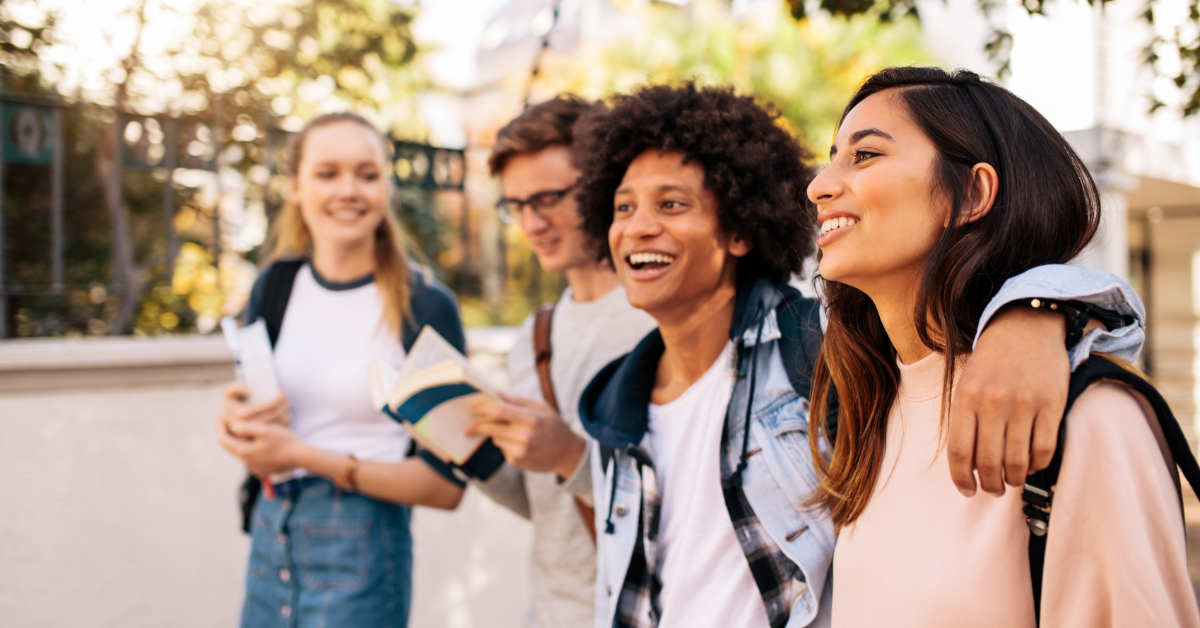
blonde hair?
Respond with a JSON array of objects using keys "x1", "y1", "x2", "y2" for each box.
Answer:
[{"x1": 262, "y1": 112, "x2": 411, "y2": 333}]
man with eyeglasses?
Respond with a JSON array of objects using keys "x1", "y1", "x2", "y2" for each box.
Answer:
[{"x1": 459, "y1": 95, "x2": 657, "y2": 628}]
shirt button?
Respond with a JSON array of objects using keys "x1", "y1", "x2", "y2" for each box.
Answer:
[
  {"x1": 276, "y1": 534, "x2": 286, "y2": 544},
  {"x1": 606, "y1": 586, "x2": 613, "y2": 596},
  {"x1": 280, "y1": 605, "x2": 292, "y2": 617},
  {"x1": 280, "y1": 500, "x2": 292, "y2": 510},
  {"x1": 278, "y1": 568, "x2": 291, "y2": 583},
  {"x1": 614, "y1": 504, "x2": 628, "y2": 517}
]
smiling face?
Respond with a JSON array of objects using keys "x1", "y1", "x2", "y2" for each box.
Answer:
[
  {"x1": 499, "y1": 144, "x2": 592, "y2": 273},
  {"x1": 808, "y1": 91, "x2": 948, "y2": 296},
  {"x1": 291, "y1": 120, "x2": 388, "y2": 253},
  {"x1": 609, "y1": 149, "x2": 749, "y2": 318}
]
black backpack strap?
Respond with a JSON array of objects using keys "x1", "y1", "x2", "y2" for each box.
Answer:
[
  {"x1": 776, "y1": 293, "x2": 822, "y2": 400},
  {"x1": 1024, "y1": 357, "x2": 1200, "y2": 624},
  {"x1": 260, "y1": 259, "x2": 304, "y2": 347},
  {"x1": 776, "y1": 292, "x2": 839, "y2": 436},
  {"x1": 238, "y1": 258, "x2": 303, "y2": 534}
]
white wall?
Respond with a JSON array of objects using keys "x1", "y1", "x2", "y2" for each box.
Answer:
[{"x1": 0, "y1": 332, "x2": 531, "y2": 628}]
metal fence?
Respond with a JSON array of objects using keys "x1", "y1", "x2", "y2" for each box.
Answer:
[{"x1": 0, "y1": 91, "x2": 467, "y2": 338}]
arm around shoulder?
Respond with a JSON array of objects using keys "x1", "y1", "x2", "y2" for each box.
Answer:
[{"x1": 975, "y1": 264, "x2": 1145, "y2": 367}]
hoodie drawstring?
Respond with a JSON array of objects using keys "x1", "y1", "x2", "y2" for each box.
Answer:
[{"x1": 603, "y1": 453, "x2": 620, "y2": 534}]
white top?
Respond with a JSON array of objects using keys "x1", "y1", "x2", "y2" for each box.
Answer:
[
  {"x1": 272, "y1": 264, "x2": 410, "y2": 465},
  {"x1": 644, "y1": 341, "x2": 769, "y2": 628},
  {"x1": 483, "y1": 284, "x2": 658, "y2": 628}
]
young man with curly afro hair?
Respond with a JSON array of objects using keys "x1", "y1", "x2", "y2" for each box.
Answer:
[{"x1": 572, "y1": 82, "x2": 1144, "y2": 627}]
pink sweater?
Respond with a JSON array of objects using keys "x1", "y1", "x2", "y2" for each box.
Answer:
[{"x1": 832, "y1": 353, "x2": 1200, "y2": 628}]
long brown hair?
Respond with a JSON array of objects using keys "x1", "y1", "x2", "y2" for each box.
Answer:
[
  {"x1": 806, "y1": 67, "x2": 1101, "y2": 529},
  {"x1": 261, "y1": 112, "x2": 412, "y2": 333}
]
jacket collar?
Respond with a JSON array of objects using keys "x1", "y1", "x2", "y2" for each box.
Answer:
[{"x1": 578, "y1": 277, "x2": 789, "y2": 449}]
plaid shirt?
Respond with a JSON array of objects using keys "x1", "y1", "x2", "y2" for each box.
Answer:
[
  {"x1": 611, "y1": 340, "x2": 803, "y2": 628},
  {"x1": 613, "y1": 450, "x2": 661, "y2": 628},
  {"x1": 719, "y1": 425, "x2": 804, "y2": 628}
]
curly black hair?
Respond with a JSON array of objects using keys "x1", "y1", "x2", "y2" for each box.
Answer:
[{"x1": 573, "y1": 83, "x2": 817, "y2": 283}]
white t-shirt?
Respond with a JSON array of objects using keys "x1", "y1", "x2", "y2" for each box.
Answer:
[
  {"x1": 490, "y1": 284, "x2": 658, "y2": 628},
  {"x1": 643, "y1": 341, "x2": 769, "y2": 627},
  {"x1": 272, "y1": 264, "x2": 410, "y2": 465}
]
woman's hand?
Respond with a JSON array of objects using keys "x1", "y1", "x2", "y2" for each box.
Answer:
[
  {"x1": 219, "y1": 381, "x2": 291, "y2": 430},
  {"x1": 466, "y1": 392, "x2": 587, "y2": 480},
  {"x1": 950, "y1": 306, "x2": 1070, "y2": 497},
  {"x1": 216, "y1": 418, "x2": 305, "y2": 477}
]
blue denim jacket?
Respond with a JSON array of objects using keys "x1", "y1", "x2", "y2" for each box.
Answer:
[{"x1": 578, "y1": 265, "x2": 1145, "y2": 628}]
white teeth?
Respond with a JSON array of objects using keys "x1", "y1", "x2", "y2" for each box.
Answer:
[
  {"x1": 819, "y1": 216, "x2": 859, "y2": 236},
  {"x1": 628, "y1": 252, "x2": 676, "y2": 266},
  {"x1": 334, "y1": 211, "x2": 362, "y2": 220}
]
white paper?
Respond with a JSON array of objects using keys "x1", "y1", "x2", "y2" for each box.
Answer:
[{"x1": 220, "y1": 316, "x2": 281, "y2": 404}]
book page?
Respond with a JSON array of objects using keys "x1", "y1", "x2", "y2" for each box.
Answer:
[
  {"x1": 397, "y1": 326, "x2": 496, "y2": 395},
  {"x1": 410, "y1": 392, "x2": 492, "y2": 465},
  {"x1": 399, "y1": 421, "x2": 453, "y2": 462},
  {"x1": 367, "y1": 358, "x2": 401, "y2": 411},
  {"x1": 382, "y1": 325, "x2": 499, "y2": 465},
  {"x1": 387, "y1": 360, "x2": 464, "y2": 409},
  {"x1": 219, "y1": 316, "x2": 280, "y2": 404}
]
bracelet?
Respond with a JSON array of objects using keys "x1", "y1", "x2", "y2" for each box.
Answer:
[
  {"x1": 337, "y1": 454, "x2": 359, "y2": 493},
  {"x1": 1026, "y1": 298, "x2": 1089, "y2": 348}
]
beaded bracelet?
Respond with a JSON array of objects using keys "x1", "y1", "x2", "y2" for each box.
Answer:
[
  {"x1": 1025, "y1": 298, "x2": 1138, "y2": 348},
  {"x1": 1026, "y1": 297, "x2": 1090, "y2": 348}
]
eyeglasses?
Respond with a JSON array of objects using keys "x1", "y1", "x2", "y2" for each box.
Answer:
[{"x1": 495, "y1": 182, "x2": 577, "y2": 224}]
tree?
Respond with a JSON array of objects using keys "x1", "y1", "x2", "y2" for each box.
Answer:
[
  {"x1": 92, "y1": 0, "x2": 426, "y2": 334},
  {"x1": 535, "y1": 0, "x2": 930, "y2": 151},
  {"x1": 0, "y1": 1, "x2": 55, "y2": 70},
  {"x1": 0, "y1": 0, "x2": 428, "y2": 337},
  {"x1": 784, "y1": 0, "x2": 1200, "y2": 116}
]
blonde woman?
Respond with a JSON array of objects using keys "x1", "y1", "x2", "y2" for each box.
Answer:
[{"x1": 216, "y1": 112, "x2": 465, "y2": 628}]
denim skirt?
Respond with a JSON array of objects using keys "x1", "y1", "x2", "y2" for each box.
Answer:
[{"x1": 240, "y1": 477, "x2": 413, "y2": 628}]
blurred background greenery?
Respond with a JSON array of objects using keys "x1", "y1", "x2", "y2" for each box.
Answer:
[{"x1": 0, "y1": 0, "x2": 1194, "y2": 335}]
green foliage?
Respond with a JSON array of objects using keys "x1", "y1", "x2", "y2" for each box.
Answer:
[
  {"x1": 4, "y1": 104, "x2": 202, "y2": 337},
  {"x1": 0, "y1": 1, "x2": 57, "y2": 71},
  {"x1": 785, "y1": 0, "x2": 917, "y2": 22},
  {"x1": 162, "y1": 0, "x2": 425, "y2": 134},
  {"x1": 2, "y1": 0, "x2": 427, "y2": 338},
  {"x1": 542, "y1": 0, "x2": 930, "y2": 153},
  {"x1": 785, "y1": 0, "x2": 1200, "y2": 115}
]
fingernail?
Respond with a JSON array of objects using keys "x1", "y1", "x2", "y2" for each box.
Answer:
[{"x1": 958, "y1": 487, "x2": 976, "y2": 497}]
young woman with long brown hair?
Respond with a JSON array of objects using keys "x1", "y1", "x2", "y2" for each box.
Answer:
[
  {"x1": 215, "y1": 112, "x2": 466, "y2": 628},
  {"x1": 807, "y1": 67, "x2": 1199, "y2": 627}
]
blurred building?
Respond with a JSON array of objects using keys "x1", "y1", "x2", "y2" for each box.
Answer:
[{"x1": 921, "y1": 0, "x2": 1200, "y2": 447}]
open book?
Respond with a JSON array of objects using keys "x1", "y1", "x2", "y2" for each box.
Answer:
[{"x1": 368, "y1": 326, "x2": 505, "y2": 480}]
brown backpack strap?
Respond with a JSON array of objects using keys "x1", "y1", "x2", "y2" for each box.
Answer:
[
  {"x1": 533, "y1": 303, "x2": 559, "y2": 413},
  {"x1": 532, "y1": 302, "x2": 597, "y2": 543}
]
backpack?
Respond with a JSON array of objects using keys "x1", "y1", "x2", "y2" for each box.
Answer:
[
  {"x1": 236, "y1": 259, "x2": 487, "y2": 532},
  {"x1": 237, "y1": 259, "x2": 304, "y2": 533},
  {"x1": 594, "y1": 290, "x2": 828, "y2": 479},
  {"x1": 1023, "y1": 356, "x2": 1200, "y2": 625}
]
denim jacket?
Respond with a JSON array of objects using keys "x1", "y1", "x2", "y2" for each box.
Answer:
[{"x1": 578, "y1": 266, "x2": 1145, "y2": 628}]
